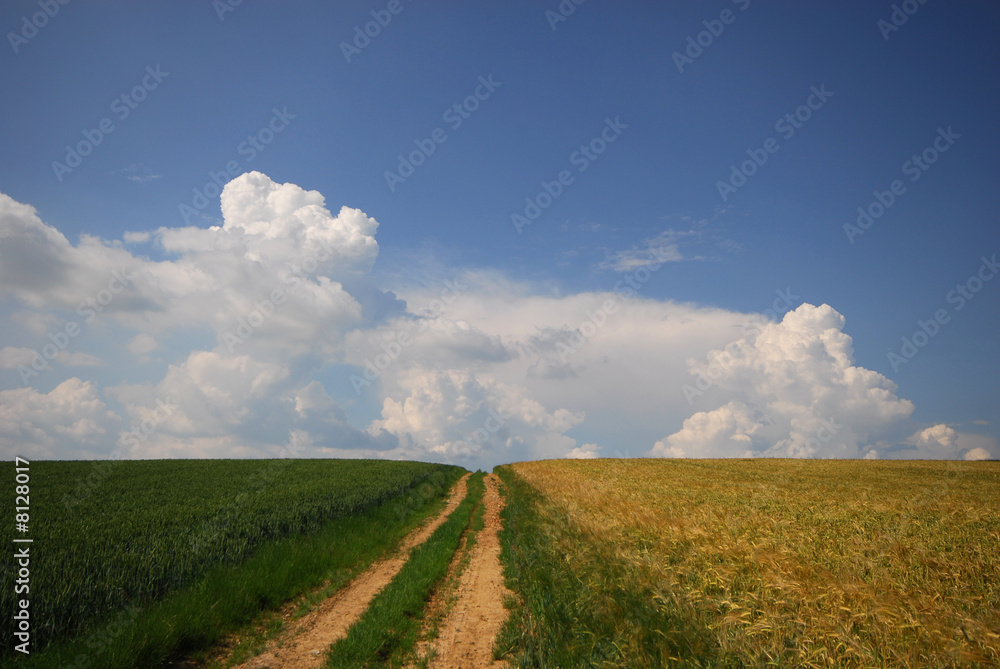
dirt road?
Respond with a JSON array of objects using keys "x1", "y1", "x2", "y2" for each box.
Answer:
[
  {"x1": 426, "y1": 473, "x2": 511, "y2": 669},
  {"x1": 233, "y1": 473, "x2": 471, "y2": 669}
]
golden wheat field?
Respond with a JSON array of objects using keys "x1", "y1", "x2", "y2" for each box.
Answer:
[{"x1": 507, "y1": 458, "x2": 1000, "y2": 667}]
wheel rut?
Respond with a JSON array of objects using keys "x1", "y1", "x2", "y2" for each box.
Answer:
[
  {"x1": 229, "y1": 473, "x2": 471, "y2": 669},
  {"x1": 423, "y1": 473, "x2": 511, "y2": 669}
]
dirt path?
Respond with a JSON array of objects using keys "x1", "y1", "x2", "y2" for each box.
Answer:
[
  {"x1": 426, "y1": 473, "x2": 511, "y2": 669},
  {"x1": 232, "y1": 473, "x2": 470, "y2": 669}
]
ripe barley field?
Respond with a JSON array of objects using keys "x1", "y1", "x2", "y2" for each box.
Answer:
[{"x1": 496, "y1": 459, "x2": 1000, "y2": 668}]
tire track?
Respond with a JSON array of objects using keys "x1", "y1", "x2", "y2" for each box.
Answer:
[
  {"x1": 425, "y1": 473, "x2": 511, "y2": 669},
  {"x1": 232, "y1": 473, "x2": 471, "y2": 669}
]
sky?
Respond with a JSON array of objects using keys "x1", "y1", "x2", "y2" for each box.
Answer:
[{"x1": 0, "y1": 1, "x2": 997, "y2": 470}]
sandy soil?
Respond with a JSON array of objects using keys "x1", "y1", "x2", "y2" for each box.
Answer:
[
  {"x1": 229, "y1": 473, "x2": 470, "y2": 669},
  {"x1": 425, "y1": 473, "x2": 511, "y2": 669}
]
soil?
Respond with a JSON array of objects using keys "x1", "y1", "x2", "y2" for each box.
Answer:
[
  {"x1": 228, "y1": 473, "x2": 471, "y2": 669},
  {"x1": 425, "y1": 473, "x2": 512, "y2": 669}
]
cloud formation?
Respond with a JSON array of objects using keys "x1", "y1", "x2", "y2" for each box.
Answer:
[
  {"x1": 653, "y1": 304, "x2": 915, "y2": 458},
  {"x1": 1, "y1": 174, "x2": 993, "y2": 466}
]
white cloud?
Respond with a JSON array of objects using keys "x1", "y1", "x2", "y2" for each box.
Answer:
[
  {"x1": 0, "y1": 347, "x2": 38, "y2": 369},
  {"x1": 1, "y1": 173, "x2": 383, "y2": 360},
  {"x1": 55, "y1": 351, "x2": 103, "y2": 366},
  {"x1": 0, "y1": 379, "x2": 121, "y2": 458},
  {"x1": 965, "y1": 448, "x2": 992, "y2": 461},
  {"x1": 889, "y1": 424, "x2": 996, "y2": 461},
  {"x1": 566, "y1": 443, "x2": 599, "y2": 459},
  {"x1": 0, "y1": 346, "x2": 101, "y2": 370},
  {"x1": 104, "y1": 350, "x2": 394, "y2": 458},
  {"x1": 369, "y1": 368, "x2": 582, "y2": 468},
  {"x1": 128, "y1": 333, "x2": 157, "y2": 356},
  {"x1": 116, "y1": 164, "x2": 161, "y2": 185},
  {"x1": 123, "y1": 231, "x2": 150, "y2": 244},
  {"x1": 1, "y1": 176, "x2": 981, "y2": 467},
  {"x1": 9, "y1": 311, "x2": 60, "y2": 335},
  {"x1": 652, "y1": 401, "x2": 762, "y2": 458},
  {"x1": 599, "y1": 230, "x2": 687, "y2": 271},
  {"x1": 652, "y1": 304, "x2": 915, "y2": 458},
  {"x1": 907, "y1": 424, "x2": 958, "y2": 450}
]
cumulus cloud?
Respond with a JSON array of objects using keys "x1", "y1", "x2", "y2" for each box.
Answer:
[
  {"x1": 890, "y1": 424, "x2": 997, "y2": 461},
  {"x1": 0, "y1": 379, "x2": 120, "y2": 458},
  {"x1": 0, "y1": 193, "x2": 148, "y2": 313},
  {"x1": 908, "y1": 424, "x2": 958, "y2": 450},
  {"x1": 0, "y1": 347, "x2": 37, "y2": 369},
  {"x1": 369, "y1": 369, "x2": 582, "y2": 468},
  {"x1": 653, "y1": 401, "x2": 764, "y2": 458},
  {"x1": 653, "y1": 304, "x2": 915, "y2": 458},
  {"x1": 103, "y1": 350, "x2": 394, "y2": 458},
  {"x1": 0, "y1": 176, "x2": 978, "y2": 466},
  {"x1": 128, "y1": 333, "x2": 157, "y2": 356},
  {"x1": 566, "y1": 443, "x2": 600, "y2": 459},
  {"x1": 0, "y1": 174, "x2": 399, "y2": 458},
  {"x1": 1, "y1": 172, "x2": 387, "y2": 358}
]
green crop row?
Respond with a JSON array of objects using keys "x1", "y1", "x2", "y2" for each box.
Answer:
[{"x1": 0, "y1": 459, "x2": 462, "y2": 659}]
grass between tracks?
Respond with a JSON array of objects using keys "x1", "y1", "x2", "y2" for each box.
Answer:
[
  {"x1": 324, "y1": 472, "x2": 487, "y2": 668},
  {"x1": 14, "y1": 464, "x2": 464, "y2": 669},
  {"x1": 412, "y1": 476, "x2": 489, "y2": 669}
]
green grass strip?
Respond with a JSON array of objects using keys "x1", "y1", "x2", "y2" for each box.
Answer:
[
  {"x1": 324, "y1": 472, "x2": 487, "y2": 669},
  {"x1": 493, "y1": 466, "x2": 722, "y2": 669},
  {"x1": 415, "y1": 476, "x2": 489, "y2": 665},
  {"x1": 17, "y1": 467, "x2": 466, "y2": 669}
]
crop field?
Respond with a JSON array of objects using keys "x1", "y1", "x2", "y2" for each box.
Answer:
[
  {"x1": 0, "y1": 458, "x2": 463, "y2": 665},
  {"x1": 496, "y1": 459, "x2": 1000, "y2": 668},
  {"x1": 6, "y1": 457, "x2": 999, "y2": 668}
]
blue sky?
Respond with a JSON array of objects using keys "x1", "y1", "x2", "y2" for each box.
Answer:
[{"x1": 1, "y1": 1, "x2": 997, "y2": 467}]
